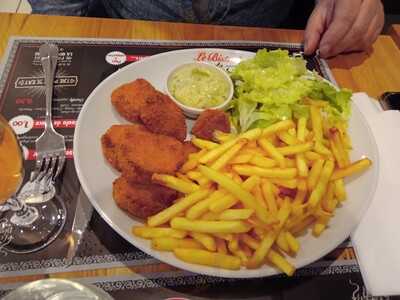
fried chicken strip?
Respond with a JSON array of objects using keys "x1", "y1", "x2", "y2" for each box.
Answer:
[
  {"x1": 101, "y1": 124, "x2": 186, "y2": 178},
  {"x1": 113, "y1": 176, "x2": 178, "y2": 219},
  {"x1": 191, "y1": 109, "x2": 230, "y2": 140},
  {"x1": 111, "y1": 78, "x2": 186, "y2": 141}
]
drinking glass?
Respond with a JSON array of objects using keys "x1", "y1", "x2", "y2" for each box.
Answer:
[{"x1": 0, "y1": 114, "x2": 66, "y2": 253}]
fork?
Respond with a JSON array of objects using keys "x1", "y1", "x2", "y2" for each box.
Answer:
[{"x1": 32, "y1": 44, "x2": 66, "y2": 183}]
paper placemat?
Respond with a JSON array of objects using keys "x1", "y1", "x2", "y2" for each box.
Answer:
[{"x1": 0, "y1": 37, "x2": 394, "y2": 300}]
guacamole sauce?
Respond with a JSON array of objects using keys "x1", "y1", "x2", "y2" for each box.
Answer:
[{"x1": 168, "y1": 64, "x2": 230, "y2": 109}]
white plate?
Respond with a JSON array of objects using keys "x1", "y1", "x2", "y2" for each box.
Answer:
[{"x1": 74, "y1": 48, "x2": 379, "y2": 278}]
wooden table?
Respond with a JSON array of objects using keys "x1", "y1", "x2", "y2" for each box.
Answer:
[
  {"x1": 389, "y1": 24, "x2": 400, "y2": 49},
  {"x1": 2, "y1": 13, "x2": 400, "y2": 98},
  {"x1": 0, "y1": 12, "x2": 400, "y2": 296}
]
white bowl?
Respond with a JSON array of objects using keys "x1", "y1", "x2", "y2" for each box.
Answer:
[{"x1": 165, "y1": 62, "x2": 234, "y2": 119}]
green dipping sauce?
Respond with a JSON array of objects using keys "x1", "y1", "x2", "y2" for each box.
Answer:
[{"x1": 168, "y1": 64, "x2": 231, "y2": 109}]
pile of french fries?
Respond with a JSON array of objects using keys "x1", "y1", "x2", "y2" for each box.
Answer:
[{"x1": 133, "y1": 103, "x2": 372, "y2": 276}]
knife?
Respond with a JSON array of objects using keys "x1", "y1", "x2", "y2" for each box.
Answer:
[{"x1": 65, "y1": 189, "x2": 93, "y2": 266}]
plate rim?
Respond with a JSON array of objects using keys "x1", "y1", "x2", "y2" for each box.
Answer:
[{"x1": 73, "y1": 48, "x2": 379, "y2": 278}]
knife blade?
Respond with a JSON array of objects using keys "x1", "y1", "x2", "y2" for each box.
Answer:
[{"x1": 66, "y1": 189, "x2": 93, "y2": 265}]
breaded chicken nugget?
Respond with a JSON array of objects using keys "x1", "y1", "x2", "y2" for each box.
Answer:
[
  {"x1": 140, "y1": 93, "x2": 187, "y2": 142},
  {"x1": 111, "y1": 78, "x2": 157, "y2": 122},
  {"x1": 101, "y1": 124, "x2": 185, "y2": 175},
  {"x1": 191, "y1": 109, "x2": 230, "y2": 140},
  {"x1": 113, "y1": 176, "x2": 178, "y2": 219}
]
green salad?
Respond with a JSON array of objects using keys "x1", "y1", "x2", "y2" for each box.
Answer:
[{"x1": 227, "y1": 49, "x2": 352, "y2": 132}]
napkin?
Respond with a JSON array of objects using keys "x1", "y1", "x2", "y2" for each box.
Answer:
[{"x1": 351, "y1": 93, "x2": 400, "y2": 297}]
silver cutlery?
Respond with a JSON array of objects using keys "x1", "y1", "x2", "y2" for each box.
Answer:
[
  {"x1": 65, "y1": 189, "x2": 93, "y2": 265},
  {"x1": 32, "y1": 43, "x2": 66, "y2": 183}
]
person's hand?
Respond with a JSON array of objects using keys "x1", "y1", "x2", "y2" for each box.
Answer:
[{"x1": 303, "y1": 0, "x2": 384, "y2": 58}]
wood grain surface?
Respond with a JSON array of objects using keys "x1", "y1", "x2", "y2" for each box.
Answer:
[
  {"x1": 0, "y1": 12, "x2": 400, "y2": 286},
  {"x1": 1, "y1": 13, "x2": 400, "y2": 97},
  {"x1": 389, "y1": 24, "x2": 400, "y2": 48}
]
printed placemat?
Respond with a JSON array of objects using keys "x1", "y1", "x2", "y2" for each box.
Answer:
[{"x1": 0, "y1": 37, "x2": 393, "y2": 300}]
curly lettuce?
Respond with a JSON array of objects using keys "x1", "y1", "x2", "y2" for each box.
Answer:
[{"x1": 228, "y1": 49, "x2": 352, "y2": 132}]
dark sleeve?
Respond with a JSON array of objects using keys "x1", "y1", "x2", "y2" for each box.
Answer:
[{"x1": 27, "y1": 0, "x2": 91, "y2": 16}]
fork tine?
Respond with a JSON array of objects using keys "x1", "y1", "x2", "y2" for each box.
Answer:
[
  {"x1": 54, "y1": 154, "x2": 66, "y2": 180},
  {"x1": 30, "y1": 156, "x2": 44, "y2": 182},
  {"x1": 36, "y1": 157, "x2": 53, "y2": 182}
]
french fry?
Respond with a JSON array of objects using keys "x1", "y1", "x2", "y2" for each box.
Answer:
[
  {"x1": 330, "y1": 127, "x2": 350, "y2": 166},
  {"x1": 285, "y1": 231, "x2": 300, "y2": 254},
  {"x1": 321, "y1": 182, "x2": 335, "y2": 212},
  {"x1": 297, "y1": 117, "x2": 307, "y2": 142},
  {"x1": 132, "y1": 227, "x2": 187, "y2": 239},
  {"x1": 267, "y1": 249, "x2": 295, "y2": 276},
  {"x1": 258, "y1": 138, "x2": 286, "y2": 168},
  {"x1": 230, "y1": 154, "x2": 252, "y2": 164},
  {"x1": 148, "y1": 190, "x2": 211, "y2": 227},
  {"x1": 308, "y1": 160, "x2": 335, "y2": 208},
  {"x1": 249, "y1": 155, "x2": 277, "y2": 168},
  {"x1": 289, "y1": 215, "x2": 315, "y2": 235},
  {"x1": 314, "y1": 140, "x2": 332, "y2": 157},
  {"x1": 199, "y1": 137, "x2": 239, "y2": 164},
  {"x1": 296, "y1": 153, "x2": 309, "y2": 178},
  {"x1": 151, "y1": 237, "x2": 203, "y2": 251},
  {"x1": 276, "y1": 231, "x2": 290, "y2": 253},
  {"x1": 277, "y1": 131, "x2": 300, "y2": 145},
  {"x1": 209, "y1": 175, "x2": 259, "y2": 213},
  {"x1": 241, "y1": 243, "x2": 253, "y2": 258},
  {"x1": 261, "y1": 120, "x2": 295, "y2": 137},
  {"x1": 209, "y1": 194, "x2": 238, "y2": 213},
  {"x1": 333, "y1": 178, "x2": 347, "y2": 201},
  {"x1": 176, "y1": 172, "x2": 194, "y2": 183},
  {"x1": 213, "y1": 233, "x2": 234, "y2": 241},
  {"x1": 180, "y1": 149, "x2": 207, "y2": 173},
  {"x1": 307, "y1": 159, "x2": 324, "y2": 191},
  {"x1": 312, "y1": 223, "x2": 326, "y2": 237},
  {"x1": 329, "y1": 138, "x2": 346, "y2": 168},
  {"x1": 186, "y1": 190, "x2": 225, "y2": 220},
  {"x1": 152, "y1": 173, "x2": 200, "y2": 194},
  {"x1": 247, "y1": 200, "x2": 291, "y2": 268},
  {"x1": 192, "y1": 137, "x2": 219, "y2": 150},
  {"x1": 201, "y1": 211, "x2": 220, "y2": 221},
  {"x1": 239, "y1": 233, "x2": 260, "y2": 250},
  {"x1": 330, "y1": 158, "x2": 372, "y2": 181},
  {"x1": 310, "y1": 105, "x2": 323, "y2": 140},
  {"x1": 216, "y1": 238, "x2": 228, "y2": 254},
  {"x1": 214, "y1": 130, "x2": 236, "y2": 143},
  {"x1": 304, "y1": 151, "x2": 323, "y2": 161},
  {"x1": 190, "y1": 232, "x2": 217, "y2": 251},
  {"x1": 228, "y1": 234, "x2": 239, "y2": 252},
  {"x1": 252, "y1": 183, "x2": 267, "y2": 209},
  {"x1": 211, "y1": 139, "x2": 247, "y2": 170},
  {"x1": 261, "y1": 180, "x2": 278, "y2": 214},
  {"x1": 269, "y1": 178, "x2": 298, "y2": 189},
  {"x1": 171, "y1": 217, "x2": 252, "y2": 234},
  {"x1": 233, "y1": 165, "x2": 297, "y2": 179},
  {"x1": 199, "y1": 165, "x2": 270, "y2": 223},
  {"x1": 240, "y1": 128, "x2": 262, "y2": 140},
  {"x1": 277, "y1": 142, "x2": 313, "y2": 156},
  {"x1": 174, "y1": 248, "x2": 241, "y2": 270},
  {"x1": 218, "y1": 209, "x2": 254, "y2": 220},
  {"x1": 304, "y1": 98, "x2": 329, "y2": 107}
]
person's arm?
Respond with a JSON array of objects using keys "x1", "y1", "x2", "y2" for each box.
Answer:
[
  {"x1": 303, "y1": 0, "x2": 384, "y2": 58},
  {"x1": 28, "y1": 0, "x2": 90, "y2": 16}
]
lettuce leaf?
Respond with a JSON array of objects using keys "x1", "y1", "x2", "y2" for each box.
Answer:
[{"x1": 228, "y1": 49, "x2": 352, "y2": 132}]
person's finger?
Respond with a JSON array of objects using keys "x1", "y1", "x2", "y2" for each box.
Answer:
[
  {"x1": 346, "y1": 8, "x2": 384, "y2": 53},
  {"x1": 303, "y1": 1, "x2": 333, "y2": 55},
  {"x1": 323, "y1": 0, "x2": 380, "y2": 57},
  {"x1": 318, "y1": 0, "x2": 362, "y2": 57}
]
